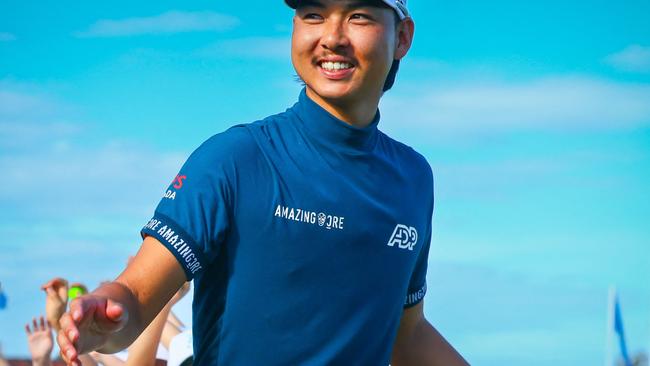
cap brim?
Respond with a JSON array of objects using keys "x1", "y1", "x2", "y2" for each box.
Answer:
[{"x1": 284, "y1": 0, "x2": 408, "y2": 19}]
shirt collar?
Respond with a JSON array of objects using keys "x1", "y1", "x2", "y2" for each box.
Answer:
[{"x1": 291, "y1": 88, "x2": 380, "y2": 152}]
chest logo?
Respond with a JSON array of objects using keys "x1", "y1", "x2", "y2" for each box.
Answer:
[
  {"x1": 274, "y1": 204, "x2": 344, "y2": 230},
  {"x1": 387, "y1": 224, "x2": 418, "y2": 251}
]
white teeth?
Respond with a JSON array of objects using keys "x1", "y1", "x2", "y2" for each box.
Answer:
[{"x1": 321, "y1": 61, "x2": 352, "y2": 71}]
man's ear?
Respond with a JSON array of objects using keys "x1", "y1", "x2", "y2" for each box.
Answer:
[{"x1": 394, "y1": 18, "x2": 415, "y2": 60}]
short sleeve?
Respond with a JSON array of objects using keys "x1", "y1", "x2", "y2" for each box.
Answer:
[
  {"x1": 141, "y1": 127, "x2": 248, "y2": 280},
  {"x1": 404, "y1": 221, "x2": 431, "y2": 308},
  {"x1": 404, "y1": 167, "x2": 434, "y2": 308}
]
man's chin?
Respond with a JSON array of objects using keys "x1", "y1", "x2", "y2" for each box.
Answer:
[{"x1": 308, "y1": 83, "x2": 357, "y2": 103}]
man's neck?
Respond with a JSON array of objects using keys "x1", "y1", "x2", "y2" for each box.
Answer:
[{"x1": 305, "y1": 87, "x2": 380, "y2": 128}]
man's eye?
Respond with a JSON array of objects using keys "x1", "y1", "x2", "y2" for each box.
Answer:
[
  {"x1": 303, "y1": 13, "x2": 323, "y2": 20},
  {"x1": 350, "y1": 13, "x2": 372, "y2": 21}
]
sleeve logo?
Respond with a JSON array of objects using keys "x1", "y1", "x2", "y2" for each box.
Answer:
[
  {"x1": 164, "y1": 174, "x2": 187, "y2": 200},
  {"x1": 387, "y1": 224, "x2": 418, "y2": 251},
  {"x1": 173, "y1": 174, "x2": 187, "y2": 189}
]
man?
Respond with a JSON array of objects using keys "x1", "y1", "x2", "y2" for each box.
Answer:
[{"x1": 57, "y1": 1, "x2": 469, "y2": 365}]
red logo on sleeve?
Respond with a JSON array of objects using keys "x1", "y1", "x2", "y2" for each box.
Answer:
[{"x1": 173, "y1": 175, "x2": 187, "y2": 189}]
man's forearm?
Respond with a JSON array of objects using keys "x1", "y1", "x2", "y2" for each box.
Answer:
[{"x1": 392, "y1": 318, "x2": 469, "y2": 366}]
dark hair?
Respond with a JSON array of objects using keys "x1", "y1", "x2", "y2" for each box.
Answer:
[{"x1": 383, "y1": 59, "x2": 400, "y2": 92}]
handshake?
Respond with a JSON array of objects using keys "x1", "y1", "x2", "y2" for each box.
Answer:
[{"x1": 25, "y1": 255, "x2": 191, "y2": 366}]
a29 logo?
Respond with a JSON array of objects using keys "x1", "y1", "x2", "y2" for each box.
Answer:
[{"x1": 387, "y1": 224, "x2": 418, "y2": 251}]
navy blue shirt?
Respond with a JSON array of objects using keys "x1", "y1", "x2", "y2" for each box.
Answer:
[{"x1": 141, "y1": 89, "x2": 433, "y2": 365}]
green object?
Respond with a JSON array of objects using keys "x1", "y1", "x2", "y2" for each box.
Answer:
[{"x1": 68, "y1": 286, "x2": 87, "y2": 300}]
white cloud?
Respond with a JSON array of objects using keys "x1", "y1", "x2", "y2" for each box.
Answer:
[
  {"x1": 0, "y1": 81, "x2": 185, "y2": 215},
  {"x1": 0, "y1": 82, "x2": 84, "y2": 149},
  {"x1": 75, "y1": 10, "x2": 239, "y2": 38},
  {"x1": 196, "y1": 37, "x2": 291, "y2": 60},
  {"x1": 381, "y1": 75, "x2": 650, "y2": 137},
  {"x1": 0, "y1": 140, "x2": 185, "y2": 216},
  {"x1": 0, "y1": 88, "x2": 60, "y2": 118},
  {"x1": 604, "y1": 44, "x2": 650, "y2": 73},
  {"x1": 0, "y1": 32, "x2": 16, "y2": 41}
]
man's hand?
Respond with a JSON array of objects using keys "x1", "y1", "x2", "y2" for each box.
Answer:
[
  {"x1": 25, "y1": 315, "x2": 54, "y2": 366},
  {"x1": 41, "y1": 278, "x2": 69, "y2": 331},
  {"x1": 57, "y1": 295, "x2": 128, "y2": 366},
  {"x1": 56, "y1": 236, "x2": 187, "y2": 366}
]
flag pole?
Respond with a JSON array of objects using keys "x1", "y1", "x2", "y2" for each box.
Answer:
[{"x1": 605, "y1": 286, "x2": 615, "y2": 366}]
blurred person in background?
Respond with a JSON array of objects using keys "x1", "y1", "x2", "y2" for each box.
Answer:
[
  {"x1": 0, "y1": 282, "x2": 7, "y2": 310},
  {"x1": 0, "y1": 343, "x2": 10, "y2": 366}
]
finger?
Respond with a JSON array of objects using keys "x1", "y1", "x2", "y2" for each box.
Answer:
[
  {"x1": 105, "y1": 299, "x2": 125, "y2": 323},
  {"x1": 39, "y1": 316, "x2": 46, "y2": 331},
  {"x1": 57, "y1": 329, "x2": 78, "y2": 365},
  {"x1": 42, "y1": 277, "x2": 67, "y2": 290},
  {"x1": 41, "y1": 278, "x2": 56, "y2": 290},
  {"x1": 25, "y1": 324, "x2": 32, "y2": 335},
  {"x1": 59, "y1": 313, "x2": 80, "y2": 344},
  {"x1": 69, "y1": 297, "x2": 96, "y2": 325},
  {"x1": 44, "y1": 286, "x2": 58, "y2": 298},
  {"x1": 93, "y1": 299, "x2": 127, "y2": 334},
  {"x1": 58, "y1": 283, "x2": 69, "y2": 302},
  {"x1": 32, "y1": 317, "x2": 38, "y2": 331}
]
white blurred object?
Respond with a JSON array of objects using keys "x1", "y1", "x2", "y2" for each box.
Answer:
[{"x1": 168, "y1": 330, "x2": 193, "y2": 366}]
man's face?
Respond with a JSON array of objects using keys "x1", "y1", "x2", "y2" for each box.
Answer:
[{"x1": 291, "y1": 0, "x2": 407, "y2": 105}]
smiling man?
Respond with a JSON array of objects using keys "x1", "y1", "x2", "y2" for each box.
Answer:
[{"x1": 56, "y1": 1, "x2": 468, "y2": 365}]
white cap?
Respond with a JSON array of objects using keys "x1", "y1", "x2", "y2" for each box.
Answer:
[
  {"x1": 167, "y1": 330, "x2": 193, "y2": 366},
  {"x1": 285, "y1": 0, "x2": 410, "y2": 20}
]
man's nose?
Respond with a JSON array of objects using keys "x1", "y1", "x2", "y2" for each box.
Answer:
[{"x1": 321, "y1": 19, "x2": 350, "y2": 51}]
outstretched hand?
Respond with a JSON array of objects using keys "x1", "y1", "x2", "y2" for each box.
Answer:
[
  {"x1": 41, "y1": 277, "x2": 69, "y2": 331},
  {"x1": 57, "y1": 295, "x2": 128, "y2": 366},
  {"x1": 25, "y1": 315, "x2": 54, "y2": 365}
]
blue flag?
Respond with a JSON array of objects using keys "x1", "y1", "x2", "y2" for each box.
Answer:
[
  {"x1": 0, "y1": 288, "x2": 6, "y2": 310},
  {"x1": 614, "y1": 295, "x2": 632, "y2": 366}
]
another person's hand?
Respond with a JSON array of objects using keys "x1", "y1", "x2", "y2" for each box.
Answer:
[
  {"x1": 41, "y1": 277, "x2": 69, "y2": 331},
  {"x1": 88, "y1": 351, "x2": 125, "y2": 366},
  {"x1": 25, "y1": 315, "x2": 54, "y2": 366},
  {"x1": 57, "y1": 295, "x2": 128, "y2": 366},
  {"x1": 170, "y1": 282, "x2": 190, "y2": 305}
]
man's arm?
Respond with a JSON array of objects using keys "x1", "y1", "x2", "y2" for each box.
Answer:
[
  {"x1": 57, "y1": 236, "x2": 186, "y2": 366},
  {"x1": 391, "y1": 301, "x2": 469, "y2": 366}
]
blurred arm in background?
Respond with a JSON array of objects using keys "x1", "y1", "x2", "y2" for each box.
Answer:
[
  {"x1": 41, "y1": 278, "x2": 68, "y2": 332},
  {"x1": 25, "y1": 315, "x2": 53, "y2": 366},
  {"x1": 124, "y1": 281, "x2": 190, "y2": 366},
  {"x1": 0, "y1": 342, "x2": 11, "y2": 366}
]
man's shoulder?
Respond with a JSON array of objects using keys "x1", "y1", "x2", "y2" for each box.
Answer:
[
  {"x1": 378, "y1": 131, "x2": 433, "y2": 179},
  {"x1": 192, "y1": 109, "x2": 294, "y2": 162}
]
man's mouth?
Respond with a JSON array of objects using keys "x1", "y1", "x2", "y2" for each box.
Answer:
[{"x1": 319, "y1": 61, "x2": 354, "y2": 71}]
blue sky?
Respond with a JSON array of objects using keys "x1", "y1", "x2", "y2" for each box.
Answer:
[{"x1": 1, "y1": 1, "x2": 649, "y2": 364}]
